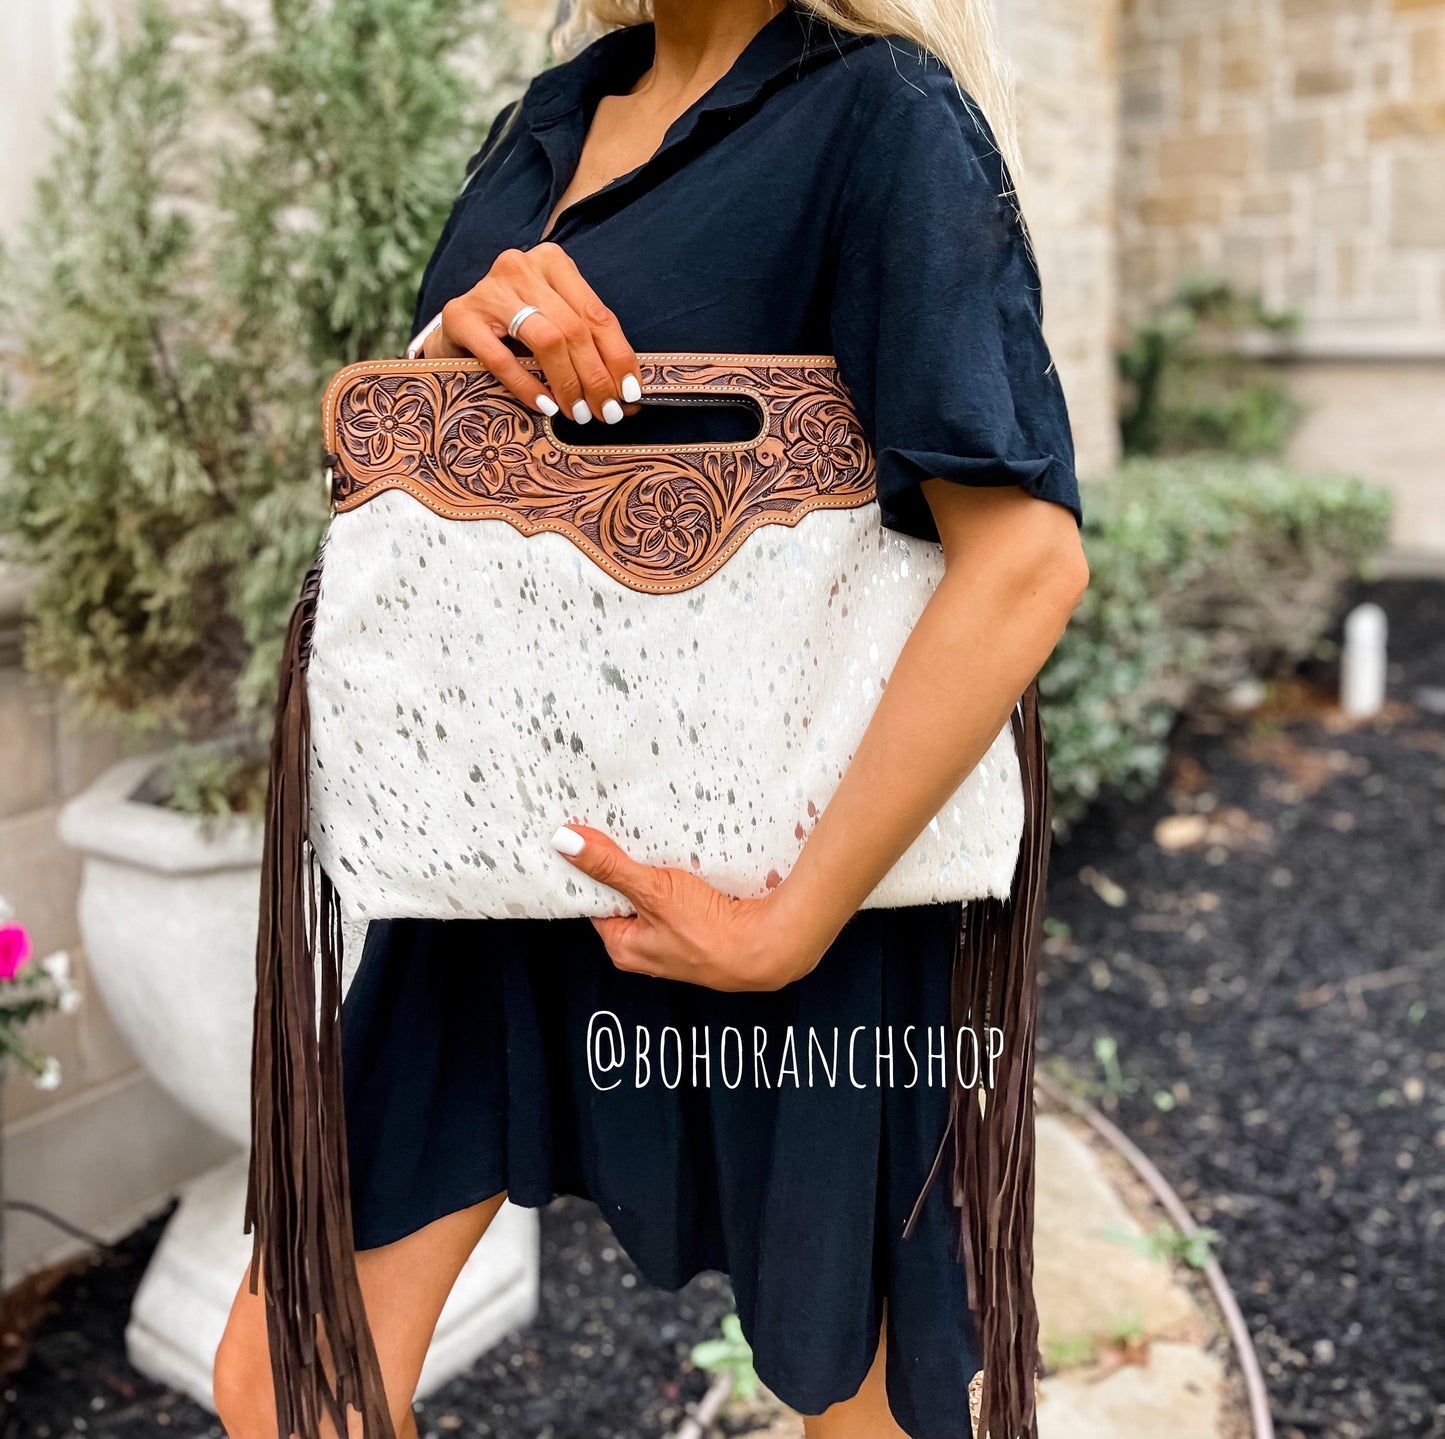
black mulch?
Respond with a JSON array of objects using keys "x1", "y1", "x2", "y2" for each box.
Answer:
[
  {"x1": 6, "y1": 577, "x2": 1443, "y2": 1439},
  {"x1": 1038, "y1": 578, "x2": 1445, "y2": 1439},
  {"x1": 3, "y1": 1198, "x2": 732, "y2": 1438}
]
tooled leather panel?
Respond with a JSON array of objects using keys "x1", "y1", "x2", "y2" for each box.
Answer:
[{"x1": 322, "y1": 355, "x2": 877, "y2": 595}]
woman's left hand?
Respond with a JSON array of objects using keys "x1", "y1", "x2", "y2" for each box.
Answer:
[{"x1": 550, "y1": 824, "x2": 826, "y2": 992}]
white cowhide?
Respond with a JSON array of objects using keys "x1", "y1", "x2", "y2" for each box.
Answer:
[{"x1": 307, "y1": 490, "x2": 1024, "y2": 921}]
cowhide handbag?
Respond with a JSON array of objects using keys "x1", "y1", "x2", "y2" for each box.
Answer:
[{"x1": 246, "y1": 354, "x2": 1053, "y2": 1439}]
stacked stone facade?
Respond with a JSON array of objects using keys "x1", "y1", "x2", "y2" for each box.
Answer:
[
  {"x1": 1004, "y1": 0, "x2": 1124, "y2": 478},
  {"x1": 1118, "y1": 0, "x2": 1445, "y2": 550},
  {"x1": 1119, "y1": 0, "x2": 1445, "y2": 346}
]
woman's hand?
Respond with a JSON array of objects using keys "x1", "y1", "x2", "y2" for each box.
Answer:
[
  {"x1": 424, "y1": 242, "x2": 642, "y2": 426},
  {"x1": 550, "y1": 824, "x2": 830, "y2": 993}
]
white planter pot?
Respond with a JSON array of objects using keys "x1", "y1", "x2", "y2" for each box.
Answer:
[
  {"x1": 60, "y1": 757, "x2": 267, "y2": 1145},
  {"x1": 60, "y1": 755, "x2": 539, "y2": 1408}
]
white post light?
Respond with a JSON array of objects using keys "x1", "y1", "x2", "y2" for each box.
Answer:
[{"x1": 1340, "y1": 602, "x2": 1387, "y2": 719}]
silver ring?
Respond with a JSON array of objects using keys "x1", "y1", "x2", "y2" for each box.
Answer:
[{"x1": 507, "y1": 304, "x2": 541, "y2": 340}]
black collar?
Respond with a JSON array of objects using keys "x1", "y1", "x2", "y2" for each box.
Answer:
[{"x1": 526, "y1": 4, "x2": 874, "y2": 126}]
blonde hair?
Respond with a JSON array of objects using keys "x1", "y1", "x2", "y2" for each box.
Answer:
[{"x1": 551, "y1": 0, "x2": 1024, "y2": 189}]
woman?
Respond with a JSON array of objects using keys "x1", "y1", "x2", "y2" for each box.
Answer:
[{"x1": 214, "y1": 0, "x2": 1088, "y2": 1436}]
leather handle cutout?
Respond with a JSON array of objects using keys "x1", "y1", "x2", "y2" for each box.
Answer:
[{"x1": 544, "y1": 391, "x2": 767, "y2": 451}]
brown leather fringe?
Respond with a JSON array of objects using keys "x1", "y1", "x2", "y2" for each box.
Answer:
[
  {"x1": 245, "y1": 561, "x2": 395, "y2": 1439},
  {"x1": 903, "y1": 681, "x2": 1052, "y2": 1439}
]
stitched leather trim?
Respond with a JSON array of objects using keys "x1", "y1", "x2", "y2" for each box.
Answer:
[{"x1": 322, "y1": 355, "x2": 877, "y2": 595}]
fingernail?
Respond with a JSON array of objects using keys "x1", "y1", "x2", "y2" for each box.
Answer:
[
  {"x1": 571, "y1": 400, "x2": 593, "y2": 424},
  {"x1": 536, "y1": 394, "x2": 559, "y2": 417},
  {"x1": 621, "y1": 373, "x2": 642, "y2": 404},
  {"x1": 550, "y1": 825, "x2": 585, "y2": 857},
  {"x1": 602, "y1": 399, "x2": 624, "y2": 424}
]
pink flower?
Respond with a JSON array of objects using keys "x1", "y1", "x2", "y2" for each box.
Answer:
[{"x1": 0, "y1": 923, "x2": 32, "y2": 982}]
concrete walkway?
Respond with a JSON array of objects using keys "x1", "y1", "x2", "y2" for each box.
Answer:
[
  {"x1": 732, "y1": 1113, "x2": 1231, "y2": 1439},
  {"x1": 1030, "y1": 1114, "x2": 1227, "y2": 1439}
]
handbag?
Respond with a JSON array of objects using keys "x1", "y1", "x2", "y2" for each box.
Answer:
[
  {"x1": 309, "y1": 354, "x2": 1026, "y2": 920},
  {"x1": 246, "y1": 353, "x2": 1053, "y2": 1439}
]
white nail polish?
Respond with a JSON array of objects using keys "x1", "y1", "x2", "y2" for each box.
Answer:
[
  {"x1": 621, "y1": 373, "x2": 642, "y2": 404},
  {"x1": 550, "y1": 825, "x2": 585, "y2": 856},
  {"x1": 602, "y1": 399, "x2": 624, "y2": 424},
  {"x1": 536, "y1": 394, "x2": 560, "y2": 417},
  {"x1": 572, "y1": 400, "x2": 593, "y2": 424}
]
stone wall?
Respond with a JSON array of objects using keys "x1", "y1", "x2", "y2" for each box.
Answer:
[
  {"x1": 1118, "y1": 0, "x2": 1445, "y2": 553},
  {"x1": 1003, "y1": 0, "x2": 1124, "y2": 479},
  {"x1": 0, "y1": 1, "x2": 88, "y2": 237},
  {"x1": 1118, "y1": 0, "x2": 1445, "y2": 346},
  {"x1": 0, "y1": 627, "x2": 234, "y2": 1286}
]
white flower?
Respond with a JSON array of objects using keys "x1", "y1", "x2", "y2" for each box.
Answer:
[
  {"x1": 0, "y1": 894, "x2": 12, "y2": 922},
  {"x1": 36, "y1": 1056, "x2": 62, "y2": 1091},
  {"x1": 41, "y1": 950, "x2": 71, "y2": 985},
  {"x1": 59, "y1": 982, "x2": 82, "y2": 1016}
]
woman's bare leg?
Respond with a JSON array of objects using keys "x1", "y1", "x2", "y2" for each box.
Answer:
[
  {"x1": 802, "y1": 1313, "x2": 911, "y2": 1439},
  {"x1": 213, "y1": 1191, "x2": 508, "y2": 1439}
]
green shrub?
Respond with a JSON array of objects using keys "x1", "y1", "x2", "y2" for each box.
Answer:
[
  {"x1": 1120, "y1": 275, "x2": 1303, "y2": 459},
  {"x1": 1042, "y1": 458, "x2": 1392, "y2": 826},
  {"x1": 0, "y1": 0, "x2": 521, "y2": 809}
]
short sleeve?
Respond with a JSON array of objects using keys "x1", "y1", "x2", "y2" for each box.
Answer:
[{"x1": 828, "y1": 77, "x2": 1082, "y2": 543}]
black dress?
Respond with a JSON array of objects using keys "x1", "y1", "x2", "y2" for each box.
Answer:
[{"x1": 339, "y1": 9, "x2": 1080, "y2": 1436}]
